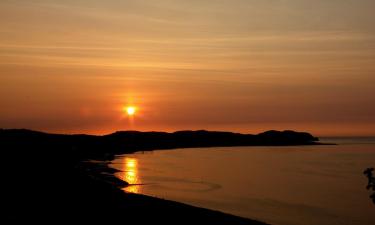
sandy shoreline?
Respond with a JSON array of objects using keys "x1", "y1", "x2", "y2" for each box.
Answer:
[
  {"x1": 75, "y1": 152, "x2": 269, "y2": 224},
  {"x1": 3, "y1": 129, "x2": 320, "y2": 223}
]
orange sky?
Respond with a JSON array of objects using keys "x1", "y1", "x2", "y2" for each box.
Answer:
[{"x1": 1, "y1": 0, "x2": 375, "y2": 136}]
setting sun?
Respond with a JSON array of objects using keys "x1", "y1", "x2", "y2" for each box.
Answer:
[
  {"x1": 2, "y1": 1, "x2": 375, "y2": 224},
  {"x1": 125, "y1": 106, "x2": 136, "y2": 116}
]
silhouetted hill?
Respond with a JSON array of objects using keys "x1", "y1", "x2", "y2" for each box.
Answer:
[
  {"x1": 1, "y1": 129, "x2": 319, "y2": 158},
  {"x1": 2, "y1": 128, "x2": 319, "y2": 224}
]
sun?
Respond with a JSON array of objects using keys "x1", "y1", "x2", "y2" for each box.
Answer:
[{"x1": 125, "y1": 106, "x2": 136, "y2": 116}]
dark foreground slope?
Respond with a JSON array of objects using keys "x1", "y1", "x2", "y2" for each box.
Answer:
[{"x1": 2, "y1": 129, "x2": 319, "y2": 224}]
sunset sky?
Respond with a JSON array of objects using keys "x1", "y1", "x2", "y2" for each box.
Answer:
[{"x1": 1, "y1": 0, "x2": 375, "y2": 136}]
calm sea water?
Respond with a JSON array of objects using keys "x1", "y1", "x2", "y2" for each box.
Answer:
[{"x1": 110, "y1": 138, "x2": 375, "y2": 225}]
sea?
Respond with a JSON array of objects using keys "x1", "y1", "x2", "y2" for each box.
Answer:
[{"x1": 110, "y1": 137, "x2": 375, "y2": 225}]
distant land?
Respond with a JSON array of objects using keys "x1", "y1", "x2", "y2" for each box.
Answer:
[
  {"x1": 2, "y1": 129, "x2": 320, "y2": 224},
  {"x1": 1, "y1": 129, "x2": 320, "y2": 157}
]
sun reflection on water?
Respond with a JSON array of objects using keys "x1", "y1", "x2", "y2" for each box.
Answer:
[{"x1": 120, "y1": 157, "x2": 141, "y2": 193}]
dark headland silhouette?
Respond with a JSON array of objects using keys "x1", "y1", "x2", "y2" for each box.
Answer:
[{"x1": 2, "y1": 129, "x2": 320, "y2": 224}]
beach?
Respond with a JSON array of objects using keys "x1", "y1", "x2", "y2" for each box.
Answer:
[{"x1": 2, "y1": 129, "x2": 318, "y2": 224}]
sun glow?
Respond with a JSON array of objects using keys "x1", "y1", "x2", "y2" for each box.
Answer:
[{"x1": 124, "y1": 106, "x2": 136, "y2": 116}]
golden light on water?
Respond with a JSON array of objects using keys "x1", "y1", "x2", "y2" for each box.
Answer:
[{"x1": 121, "y1": 157, "x2": 141, "y2": 193}]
